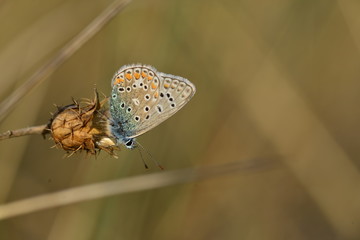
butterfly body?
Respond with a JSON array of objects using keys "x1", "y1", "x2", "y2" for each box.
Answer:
[{"x1": 109, "y1": 64, "x2": 196, "y2": 148}]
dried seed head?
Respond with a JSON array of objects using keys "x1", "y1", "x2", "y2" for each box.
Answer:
[{"x1": 43, "y1": 90, "x2": 118, "y2": 157}]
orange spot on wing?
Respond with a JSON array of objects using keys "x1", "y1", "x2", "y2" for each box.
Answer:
[
  {"x1": 148, "y1": 76, "x2": 153, "y2": 81},
  {"x1": 134, "y1": 72, "x2": 140, "y2": 79},
  {"x1": 154, "y1": 91, "x2": 159, "y2": 98},
  {"x1": 114, "y1": 78, "x2": 125, "y2": 85},
  {"x1": 151, "y1": 82, "x2": 157, "y2": 89},
  {"x1": 141, "y1": 72, "x2": 147, "y2": 78},
  {"x1": 125, "y1": 73, "x2": 132, "y2": 80},
  {"x1": 164, "y1": 83, "x2": 170, "y2": 88}
]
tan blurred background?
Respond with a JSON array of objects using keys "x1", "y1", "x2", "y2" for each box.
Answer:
[{"x1": 1, "y1": 0, "x2": 360, "y2": 239}]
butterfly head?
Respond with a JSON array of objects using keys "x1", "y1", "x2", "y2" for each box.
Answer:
[{"x1": 108, "y1": 119, "x2": 137, "y2": 149}]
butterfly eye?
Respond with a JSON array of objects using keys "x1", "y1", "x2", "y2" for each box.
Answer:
[{"x1": 125, "y1": 139, "x2": 135, "y2": 148}]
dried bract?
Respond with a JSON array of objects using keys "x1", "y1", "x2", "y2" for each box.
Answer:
[{"x1": 43, "y1": 91, "x2": 118, "y2": 157}]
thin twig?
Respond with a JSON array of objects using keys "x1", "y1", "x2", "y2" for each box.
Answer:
[
  {"x1": 0, "y1": 0, "x2": 132, "y2": 123},
  {"x1": 0, "y1": 159, "x2": 274, "y2": 220},
  {"x1": 0, "y1": 124, "x2": 47, "y2": 140}
]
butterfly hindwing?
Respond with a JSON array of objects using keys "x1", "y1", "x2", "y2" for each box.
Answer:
[
  {"x1": 128, "y1": 71, "x2": 196, "y2": 138},
  {"x1": 110, "y1": 64, "x2": 162, "y2": 139}
]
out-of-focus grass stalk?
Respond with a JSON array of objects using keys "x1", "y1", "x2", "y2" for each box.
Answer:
[
  {"x1": 0, "y1": 0, "x2": 132, "y2": 123},
  {"x1": 243, "y1": 61, "x2": 360, "y2": 238},
  {"x1": 338, "y1": 1, "x2": 360, "y2": 52},
  {"x1": 0, "y1": 160, "x2": 271, "y2": 220}
]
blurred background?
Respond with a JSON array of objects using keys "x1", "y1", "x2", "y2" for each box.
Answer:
[{"x1": 1, "y1": 0, "x2": 360, "y2": 239}]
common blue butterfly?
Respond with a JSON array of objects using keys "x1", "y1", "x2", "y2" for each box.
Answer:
[{"x1": 109, "y1": 64, "x2": 196, "y2": 149}]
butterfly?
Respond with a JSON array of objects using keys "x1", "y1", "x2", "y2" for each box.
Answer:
[{"x1": 109, "y1": 64, "x2": 196, "y2": 149}]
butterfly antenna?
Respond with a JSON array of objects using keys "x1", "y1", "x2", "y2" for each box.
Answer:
[
  {"x1": 136, "y1": 147, "x2": 149, "y2": 169},
  {"x1": 137, "y1": 141, "x2": 164, "y2": 170}
]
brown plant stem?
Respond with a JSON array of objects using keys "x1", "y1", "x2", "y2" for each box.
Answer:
[
  {"x1": 0, "y1": 0, "x2": 132, "y2": 123},
  {"x1": 0, "y1": 125, "x2": 47, "y2": 141}
]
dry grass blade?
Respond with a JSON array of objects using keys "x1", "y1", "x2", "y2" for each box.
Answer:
[
  {"x1": 0, "y1": 160, "x2": 272, "y2": 220},
  {"x1": 0, "y1": 0, "x2": 132, "y2": 123}
]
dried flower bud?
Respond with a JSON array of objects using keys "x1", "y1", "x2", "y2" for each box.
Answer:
[{"x1": 43, "y1": 90, "x2": 118, "y2": 157}]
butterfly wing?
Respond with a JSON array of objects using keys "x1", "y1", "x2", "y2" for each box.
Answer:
[
  {"x1": 110, "y1": 64, "x2": 164, "y2": 140},
  {"x1": 110, "y1": 64, "x2": 196, "y2": 141},
  {"x1": 126, "y1": 71, "x2": 196, "y2": 138}
]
